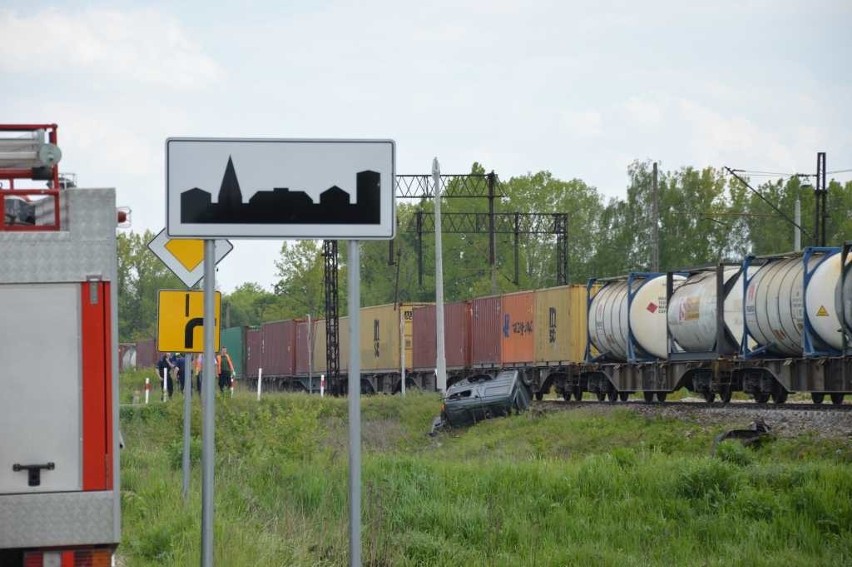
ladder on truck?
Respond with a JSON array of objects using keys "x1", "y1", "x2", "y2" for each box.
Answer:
[{"x1": 0, "y1": 124, "x2": 121, "y2": 566}]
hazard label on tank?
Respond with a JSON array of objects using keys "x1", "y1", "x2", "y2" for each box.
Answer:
[
  {"x1": 816, "y1": 305, "x2": 829, "y2": 317},
  {"x1": 646, "y1": 302, "x2": 658, "y2": 313}
]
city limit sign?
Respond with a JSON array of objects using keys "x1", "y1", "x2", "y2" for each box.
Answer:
[{"x1": 166, "y1": 138, "x2": 395, "y2": 239}]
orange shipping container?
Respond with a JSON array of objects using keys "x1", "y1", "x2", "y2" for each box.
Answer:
[
  {"x1": 534, "y1": 285, "x2": 587, "y2": 365},
  {"x1": 501, "y1": 291, "x2": 535, "y2": 365}
]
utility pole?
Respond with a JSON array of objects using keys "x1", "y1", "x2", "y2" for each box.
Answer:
[
  {"x1": 651, "y1": 162, "x2": 659, "y2": 272},
  {"x1": 488, "y1": 171, "x2": 497, "y2": 294},
  {"x1": 815, "y1": 152, "x2": 828, "y2": 246},
  {"x1": 433, "y1": 158, "x2": 447, "y2": 393}
]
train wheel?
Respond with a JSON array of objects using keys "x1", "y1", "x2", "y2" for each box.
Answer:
[
  {"x1": 619, "y1": 392, "x2": 629, "y2": 402},
  {"x1": 703, "y1": 391, "x2": 716, "y2": 403},
  {"x1": 607, "y1": 390, "x2": 618, "y2": 403},
  {"x1": 772, "y1": 390, "x2": 788, "y2": 404},
  {"x1": 596, "y1": 391, "x2": 606, "y2": 402},
  {"x1": 656, "y1": 392, "x2": 667, "y2": 402},
  {"x1": 811, "y1": 393, "x2": 825, "y2": 405},
  {"x1": 535, "y1": 391, "x2": 544, "y2": 401},
  {"x1": 720, "y1": 387, "x2": 732, "y2": 404},
  {"x1": 574, "y1": 387, "x2": 584, "y2": 402},
  {"x1": 831, "y1": 393, "x2": 845, "y2": 406},
  {"x1": 562, "y1": 389, "x2": 571, "y2": 402},
  {"x1": 643, "y1": 391, "x2": 655, "y2": 403},
  {"x1": 754, "y1": 393, "x2": 770, "y2": 404}
]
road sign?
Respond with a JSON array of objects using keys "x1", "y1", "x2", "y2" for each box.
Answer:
[
  {"x1": 147, "y1": 229, "x2": 233, "y2": 288},
  {"x1": 166, "y1": 138, "x2": 395, "y2": 239},
  {"x1": 157, "y1": 290, "x2": 221, "y2": 352}
]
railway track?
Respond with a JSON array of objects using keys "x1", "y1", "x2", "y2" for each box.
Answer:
[{"x1": 536, "y1": 399, "x2": 852, "y2": 412}]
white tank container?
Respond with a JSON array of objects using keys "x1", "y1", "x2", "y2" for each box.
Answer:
[
  {"x1": 590, "y1": 275, "x2": 683, "y2": 361},
  {"x1": 845, "y1": 258, "x2": 852, "y2": 336},
  {"x1": 804, "y1": 252, "x2": 851, "y2": 351},
  {"x1": 745, "y1": 252, "x2": 847, "y2": 355},
  {"x1": 667, "y1": 267, "x2": 745, "y2": 352}
]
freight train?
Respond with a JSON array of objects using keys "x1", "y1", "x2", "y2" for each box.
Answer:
[{"x1": 135, "y1": 244, "x2": 852, "y2": 404}]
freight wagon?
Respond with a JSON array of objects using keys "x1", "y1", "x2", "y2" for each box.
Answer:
[
  {"x1": 132, "y1": 246, "x2": 850, "y2": 406},
  {"x1": 558, "y1": 247, "x2": 852, "y2": 405}
]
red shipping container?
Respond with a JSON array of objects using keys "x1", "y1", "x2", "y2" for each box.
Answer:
[
  {"x1": 135, "y1": 338, "x2": 159, "y2": 369},
  {"x1": 413, "y1": 302, "x2": 471, "y2": 371},
  {"x1": 295, "y1": 318, "x2": 320, "y2": 375},
  {"x1": 262, "y1": 320, "x2": 296, "y2": 376},
  {"x1": 501, "y1": 291, "x2": 535, "y2": 365},
  {"x1": 471, "y1": 296, "x2": 502, "y2": 367},
  {"x1": 245, "y1": 327, "x2": 262, "y2": 379}
]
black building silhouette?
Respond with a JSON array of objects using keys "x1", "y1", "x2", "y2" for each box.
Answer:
[{"x1": 179, "y1": 156, "x2": 383, "y2": 225}]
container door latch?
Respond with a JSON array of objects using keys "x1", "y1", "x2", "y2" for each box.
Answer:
[{"x1": 12, "y1": 462, "x2": 55, "y2": 487}]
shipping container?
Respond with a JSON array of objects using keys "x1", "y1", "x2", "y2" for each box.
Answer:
[
  {"x1": 295, "y1": 318, "x2": 321, "y2": 376},
  {"x1": 313, "y1": 316, "x2": 350, "y2": 376},
  {"x1": 261, "y1": 320, "x2": 297, "y2": 376},
  {"x1": 312, "y1": 318, "x2": 327, "y2": 375},
  {"x1": 358, "y1": 303, "x2": 429, "y2": 372},
  {"x1": 245, "y1": 327, "x2": 262, "y2": 379},
  {"x1": 220, "y1": 326, "x2": 246, "y2": 378},
  {"x1": 471, "y1": 296, "x2": 502, "y2": 367},
  {"x1": 534, "y1": 285, "x2": 587, "y2": 365},
  {"x1": 412, "y1": 301, "x2": 472, "y2": 371},
  {"x1": 135, "y1": 338, "x2": 159, "y2": 369},
  {"x1": 501, "y1": 291, "x2": 535, "y2": 365},
  {"x1": 339, "y1": 315, "x2": 350, "y2": 373}
]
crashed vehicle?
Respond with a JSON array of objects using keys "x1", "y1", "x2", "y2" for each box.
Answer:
[{"x1": 439, "y1": 370, "x2": 532, "y2": 428}]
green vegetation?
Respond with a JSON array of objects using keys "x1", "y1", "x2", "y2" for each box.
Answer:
[
  {"x1": 117, "y1": 164, "x2": 852, "y2": 340},
  {"x1": 118, "y1": 377, "x2": 852, "y2": 566}
]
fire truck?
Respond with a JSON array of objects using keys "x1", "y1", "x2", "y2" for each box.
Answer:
[{"x1": 0, "y1": 125, "x2": 121, "y2": 566}]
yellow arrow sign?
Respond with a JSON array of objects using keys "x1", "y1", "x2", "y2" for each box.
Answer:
[{"x1": 157, "y1": 290, "x2": 221, "y2": 353}]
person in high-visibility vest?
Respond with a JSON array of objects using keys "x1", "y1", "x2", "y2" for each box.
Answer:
[
  {"x1": 217, "y1": 347, "x2": 235, "y2": 394},
  {"x1": 194, "y1": 353, "x2": 203, "y2": 394}
]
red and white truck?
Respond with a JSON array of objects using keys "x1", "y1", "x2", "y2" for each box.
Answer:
[{"x1": 0, "y1": 124, "x2": 121, "y2": 566}]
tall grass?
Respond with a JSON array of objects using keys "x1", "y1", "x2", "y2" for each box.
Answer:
[{"x1": 118, "y1": 387, "x2": 852, "y2": 566}]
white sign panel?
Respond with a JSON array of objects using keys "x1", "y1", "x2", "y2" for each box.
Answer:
[
  {"x1": 166, "y1": 138, "x2": 396, "y2": 239},
  {"x1": 147, "y1": 229, "x2": 234, "y2": 288}
]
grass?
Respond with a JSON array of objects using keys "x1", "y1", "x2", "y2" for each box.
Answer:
[{"x1": 117, "y1": 376, "x2": 852, "y2": 566}]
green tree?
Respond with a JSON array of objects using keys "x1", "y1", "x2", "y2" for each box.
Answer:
[
  {"x1": 223, "y1": 283, "x2": 279, "y2": 327},
  {"x1": 116, "y1": 230, "x2": 182, "y2": 341},
  {"x1": 273, "y1": 240, "x2": 326, "y2": 319}
]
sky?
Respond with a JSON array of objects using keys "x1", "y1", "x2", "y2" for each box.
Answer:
[{"x1": 2, "y1": 0, "x2": 850, "y2": 293}]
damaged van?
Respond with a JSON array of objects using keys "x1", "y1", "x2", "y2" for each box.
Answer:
[{"x1": 440, "y1": 370, "x2": 532, "y2": 427}]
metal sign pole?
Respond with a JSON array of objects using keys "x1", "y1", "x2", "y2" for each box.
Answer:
[
  {"x1": 183, "y1": 353, "x2": 192, "y2": 502},
  {"x1": 348, "y1": 240, "x2": 361, "y2": 567},
  {"x1": 201, "y1": 240, "x2": 216, "y2": 567},
  {"x1": 434, "y1": 158, "x2": 447, "y2": 393}
]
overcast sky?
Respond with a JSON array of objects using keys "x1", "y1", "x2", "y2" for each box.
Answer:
[{"x1": 2, "y1": 0, "x2": 850, "y2": 293}]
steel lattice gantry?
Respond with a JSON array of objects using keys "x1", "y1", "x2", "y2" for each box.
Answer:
[
  {"x1": 407, "y1": 211, "x2": 569, "y2": 286},
  {"x1": 322, "y1": 239, "x2": 341, "y2": 393}
]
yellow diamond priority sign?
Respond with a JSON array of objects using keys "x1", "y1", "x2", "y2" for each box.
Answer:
[
  {"x1": 157, "y1": 290, "x2": 221, "y2": 353},
  {"x1": 147, "y1": 229, "x2": 233, "y2": 288}
]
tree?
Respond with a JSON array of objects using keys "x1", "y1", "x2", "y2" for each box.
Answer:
[
  {"x1": 116, "y1": 230, "x2": 183, "y2": 341},
  {"x1": 273, "y1": 240, "x2": 326, "y2": 319},
  {"x1": 222, "y1": 283, "x2": 279, "y2": 327}
]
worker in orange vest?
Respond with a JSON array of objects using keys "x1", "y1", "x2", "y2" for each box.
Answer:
[
  {"x1": 194, "y1": 353, "x2": 203, "y2": 394},
  {"x1": 217, "y1": 347, "x2": 235, "y2": 394}
]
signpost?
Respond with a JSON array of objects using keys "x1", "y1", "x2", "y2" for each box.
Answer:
[{"x1": 166, "y1": 137, "x2": 395, "y2": 567}]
